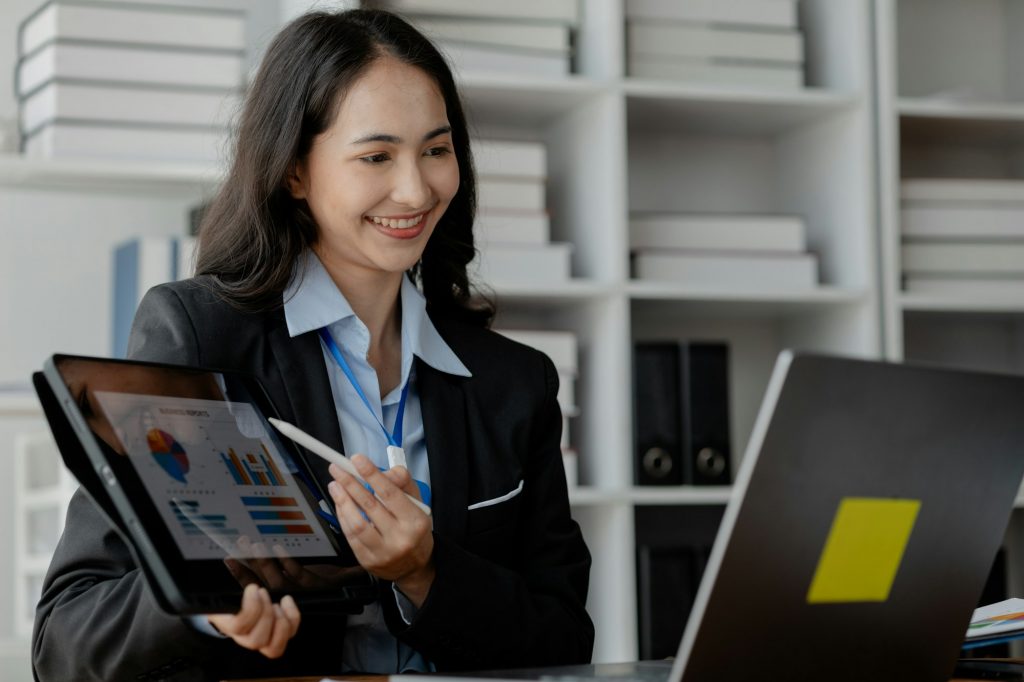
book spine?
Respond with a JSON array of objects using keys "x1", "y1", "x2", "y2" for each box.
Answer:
[
  {"x1": 476, "y1": 211, "x2": 550, "y2": 246},
  {"x1": 383, "y1": 0, "x2": 579, "y2": 24},
  {"x1": 21, "y1": 3, "x2": 246, "y2": 55},
  {"x1": 627, "y1": 58, "x2": 803, "y2": 89},
  {"x1": 476, "y1": 243, "x2": 572, "y2": 283},
  {"x1": 626, "y1": 22, "x2": 804, "y2": 64},
  {"x1": 112, "y1": 237, "x2": 178, "y2": 358},
  {"x1": 902, "y1": 179, "x2": 1024, "y2": 203},
  {"x1": 633, "y1": 251, "x2": 818, "y2": 289},
  {"x1": 474, "y1": 139, "x2": 547, "y2": 178},
  {"x1": 630, "y1": 215, "x2": 805, "y2": 252},
  {"x1": 477, "y1": 178, "x2": 546, "y2": 212},
  {"x1": 496, "y1": 329, "x2": 578, "y2": 374},
  {"x1": 902, "y1": 207, "x2": 1024, "y2": 239},
  {"x1": 624, "y1": 0, "x2": 797, "y2": 29},
  {"x1": 902, "y1": 243, "x2": 1024, "y2": 274},
  {"x1": 414, "y1": 18, "x2": 570, "y2": 53},
  {"x1": 634, "y1": 342, "x2": 685, "y2": 485},
  {"x1": 680, "y1": 342, "x2": 731, "y2": 486},
  {"x1": 437, "y1": 41, "x2": 571, "y2": 78}
]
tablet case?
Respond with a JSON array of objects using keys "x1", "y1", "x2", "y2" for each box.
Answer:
[{"x1": 33, "y1": 361, "x2": 376, "y2": 615}]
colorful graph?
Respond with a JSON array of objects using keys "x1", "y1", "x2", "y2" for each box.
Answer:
[
  {"x1": 221, "y1": 445, "x2": 285, "y2": 486},
  {"x1": 241, "y1": 496, "x2": 313, "y2": 536},
  {"x1": 170, "y1": 500, "x2": 238, "y2": 537},
  {"x1": 147, "y1": 429, "x2": 190, "y2": 483},
  {"x1": 969, "y1": 611, "x2": 1024, "y2": 631}
]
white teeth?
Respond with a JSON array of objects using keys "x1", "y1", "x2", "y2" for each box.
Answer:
[{"x1": 369, "y1": 213, "x2": 424, "y2": 229}]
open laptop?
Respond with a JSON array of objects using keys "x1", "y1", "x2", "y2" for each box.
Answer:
[{"x1": 393, "y1": 351, "x2": 1024, "y2": 682}]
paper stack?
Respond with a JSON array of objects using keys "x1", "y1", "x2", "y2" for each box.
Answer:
[
  {"x1": 471, "y1": 139, "x2": 573, "y2": 285},
  {"x1": 496, "y1": 329, "x2": 580, "y2": 487},
  {"x1": 370, "y1": 0, "x2": 576, "y2": 78},
  {"x1": 15, "y1": 0, "x2": 246, "y2": 163},
  {"x1": 901, "y1": 179, "x2": 1024, "y2": 296},
  {"x1": 624, "y1": 0, "x2": 804, "y2": 90},
  {"x1": 630, "y1": 214, "x2": 818, "y2": 290}
]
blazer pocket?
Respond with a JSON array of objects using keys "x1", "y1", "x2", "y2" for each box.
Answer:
[
  {"x1": 466, "y1": 480, "x2": 524, "y2": 537},
  {"x1": 467, "y1": 480, "x2": 524, "y2": 511}
]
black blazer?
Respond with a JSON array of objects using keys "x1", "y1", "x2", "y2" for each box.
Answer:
[{"x1": 32, "y1": 278, "x2": 594, "y2": 682}]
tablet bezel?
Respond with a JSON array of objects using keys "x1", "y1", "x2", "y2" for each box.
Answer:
[{"x1": 39, "y1": 353, "x2": 376, "y2": 615}]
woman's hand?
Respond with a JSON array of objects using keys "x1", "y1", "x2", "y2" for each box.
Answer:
[
  {"x1": 207, "y1": 583, "x2": 301, "y2": 658},
  {"x1": 328, "y1": 454, "x2": 435, "y2": 606}
]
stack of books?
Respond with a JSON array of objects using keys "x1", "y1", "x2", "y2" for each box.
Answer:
[
  {"x1": 901, "y1": 179, "x2": 1024, "y2": 296},
  {"x1": 624, "y1": 0, "x2": 804, "y2": 90},
  {"x1": 630, "y1": 214, "x2": 818, "y2": 290},
  {"x1": 371, "y1": 0, "x2": 577, "y2": 78},
  {"x1": 496, "y1": 329, "x2": 579, "y2": 487},
  {"x1": 112, "y1": 236, "x2": 196, "y2": 358},
  {"x1": 15, "y1": 0, "x2": 246, "y2": 163},
  {"x1": 471, "y1": 139, "x2": 573, "y2": 285}
]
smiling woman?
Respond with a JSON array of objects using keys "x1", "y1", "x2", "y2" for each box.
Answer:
[{"x1": 31, "y1": 8, "x2": 593, "y2": 682}]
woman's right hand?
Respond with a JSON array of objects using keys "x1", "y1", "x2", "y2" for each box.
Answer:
[{"x1": 207, "y1": 583, "x2": 301, "y2": 659}]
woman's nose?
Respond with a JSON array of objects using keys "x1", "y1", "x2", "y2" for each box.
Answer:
[{"x1": 391, "y1": 159, "x2": 431, "y2": 208}]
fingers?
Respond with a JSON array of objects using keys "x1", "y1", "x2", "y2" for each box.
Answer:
[
  {"x1": 206, "y1": 584, "x2": 302, "y2": 659},
  {"x1": 383, "y1": 465, "x2": 422, "y2": 500},
  {"x1": 329, "y1": 459, "x2": 398, "y2": 535}
]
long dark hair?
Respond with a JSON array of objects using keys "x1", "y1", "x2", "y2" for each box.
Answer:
[{"x1": 195, "y1": 8, "x2": 492, "y2": 325}]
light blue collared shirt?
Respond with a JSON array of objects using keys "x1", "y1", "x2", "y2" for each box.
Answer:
[{"x1": 283, "y1": 250, "x2": 471, "y2": 673}]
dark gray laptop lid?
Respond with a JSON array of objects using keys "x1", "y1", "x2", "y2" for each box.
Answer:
[{"x1": 677, "y1": 351, "x2": 1024, "y2": 682}]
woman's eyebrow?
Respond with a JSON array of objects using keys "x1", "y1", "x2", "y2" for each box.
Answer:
[{"x1": 350, "y1": 125, "x2": 452, "y2": 145}]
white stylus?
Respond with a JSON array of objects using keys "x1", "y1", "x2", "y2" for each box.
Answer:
[{"x1": 268, "y1": 417, "x2": 431, "y2": 517}]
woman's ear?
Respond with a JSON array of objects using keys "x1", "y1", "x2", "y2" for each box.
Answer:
[{"x1": 286, "y1": 163, "x2": 307, "y2": 199}]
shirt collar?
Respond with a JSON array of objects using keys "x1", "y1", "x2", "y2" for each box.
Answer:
[{"x1": 283, "y1": 250, "x2": 471, "y2": 378}]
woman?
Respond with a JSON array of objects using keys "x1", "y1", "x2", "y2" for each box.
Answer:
[{"x1": 32, "y1": 8, "x2": 593, "y2": 681}]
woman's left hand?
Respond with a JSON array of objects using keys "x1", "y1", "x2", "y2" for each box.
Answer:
[{"x1": 328, "y1": 454, "x2": 435, "y2": 607}]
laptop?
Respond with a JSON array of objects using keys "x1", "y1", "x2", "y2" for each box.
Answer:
[{"x1": 393, "y1": 351, "x2": 1024, "y2": 682}]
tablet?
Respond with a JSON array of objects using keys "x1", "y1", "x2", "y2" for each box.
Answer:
[{"x1": 36, "y1": 353, "x2": 376, "y2": 615}]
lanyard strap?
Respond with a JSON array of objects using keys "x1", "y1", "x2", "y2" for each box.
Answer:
[{"x1": 318, "y1": 327, "x2": 409, "y2": 448}]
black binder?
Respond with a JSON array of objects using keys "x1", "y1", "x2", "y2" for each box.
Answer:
[{"x1": 633, "y1": 342, "x2": 732, "y2": 486}]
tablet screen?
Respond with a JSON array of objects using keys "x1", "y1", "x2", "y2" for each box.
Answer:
[
  {"x1": 92, "y1": 390, "x2": 335, "y2": 560},
  {"x1": 46, "y1": 354, "x2": 374, "y2": 613}
]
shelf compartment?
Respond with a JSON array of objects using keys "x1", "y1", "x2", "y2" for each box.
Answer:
[
  {"x1": 459, "y1": 75, "x2": 606, "y2": 128},
  {"x1": 484, "y1": 279, "x2": 615, "y2": 306}
]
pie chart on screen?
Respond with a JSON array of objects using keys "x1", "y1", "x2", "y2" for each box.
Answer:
[{"x1": 147, "y1": 429, "x2": 190, "y2": 484}]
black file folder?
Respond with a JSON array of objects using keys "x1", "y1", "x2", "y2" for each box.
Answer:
[{"x1": 633, "y1": 342, "x2": 732, "y2": 486}]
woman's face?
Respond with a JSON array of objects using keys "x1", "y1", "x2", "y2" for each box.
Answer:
[{"x1": 289, "y1": 56, "x2": 460, "y2": 279}]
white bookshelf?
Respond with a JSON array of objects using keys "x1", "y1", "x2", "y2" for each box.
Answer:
[
  {"x1": 0, "y1": 0, "x2": 882, "y2": 666},
  {"x1": 875, "y1": 0, "x2": 1024, "y2": 651}
]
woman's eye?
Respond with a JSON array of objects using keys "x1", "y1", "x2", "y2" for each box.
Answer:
[
  {"x1": 425, "y1": 146, "x2": 451, "y2": 158},
  {"x1": 361, "y1": 153, "x2": 390, "y2": 164}
]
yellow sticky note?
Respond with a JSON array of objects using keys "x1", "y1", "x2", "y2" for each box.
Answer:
[{"x1": 806, "y1": 497, "x2": 920, "y2": 604}]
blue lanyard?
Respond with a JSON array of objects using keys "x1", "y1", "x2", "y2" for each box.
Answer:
[{"x1": 318, "y1": 327, "x2": 409, "y2": 448}]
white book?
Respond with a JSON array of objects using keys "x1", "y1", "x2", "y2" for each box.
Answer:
[
  {"x1": 24, "y1": 122, "x2": 227, "y2": 164},
  {"x1": 475, "y1": 243, "x2": 572, "y2": 284},
  {"x1": 633, "y1": 250, "x2": 819, "y2": 289},
  {"x1": 476, "y1": 211, "x2": 550, "y2": 246},
  {"x1": 20, "y1": 2, "x2": 245, "y2": 55},
  {"x1": 630, "y1": 214, "x2": 805, "y2": 252},
  {"x1": 438, "y1": 41, "x2": 570, "y2": 78},
  {"x1": 628, "y1": 57, "x2": 803, "y2": 90},
  {"x1": 478, "y1": 178, "x2": 546, "y2": 212},
  {"x1": 901, "y1": 207, "x2": 1024, "y2": 239},
  {"x1": 902, "y1": 243, "x2": 1024, "y2": 274},
  {"x1": 20, "y1": 81, "x2": 240, "y2": 135},
  {"x1": 496, "y1": 329, "x2": 578, "y2": 374},
  {"x1": 414, "y1": 17, "x2": 570, "y2": 53},
  {"x1": 902, "y1": 179, "x2": 1024, "y2": 204},
  {"x1": 624, "y1": 0, "x2": 797, "y2": 29},
  {"x1": 473, "y1": 139, "x2": 547, "y2": 179},
  {"x1": 904, "y1": 276, "x2": 1024, "y2": 297},
  {"x1": 17, "y1": 42, "x2": 245, "y2": 97},
  {"x1": 627, "y1": 22, "x2": 803, "y2": 64},
  {"x1": 376, "y1": 0, "x2": 579, "y2": 24}
]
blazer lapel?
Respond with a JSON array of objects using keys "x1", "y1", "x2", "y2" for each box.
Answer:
[
  {"x1": 267, "y1": 318, "x2": 343, "y2": 486},
  {"x1": 417, "y1": 358, "x2": 469, "y2": 544}
]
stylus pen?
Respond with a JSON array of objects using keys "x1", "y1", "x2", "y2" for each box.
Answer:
[{"x1": 268, "y1": 417, "x2": 432, "y2": 517}]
